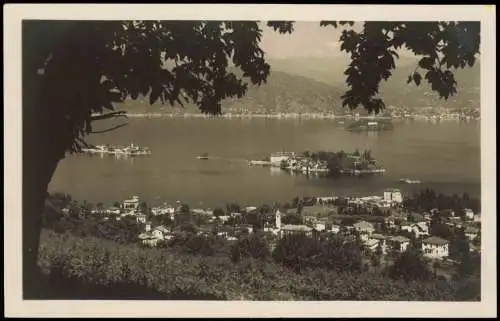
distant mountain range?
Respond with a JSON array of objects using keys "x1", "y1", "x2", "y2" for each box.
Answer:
[{"x1": 117, "y1": 56, "x2": 480, "y2": 115}]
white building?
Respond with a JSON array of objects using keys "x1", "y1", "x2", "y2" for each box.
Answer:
[
  {"x1": 151, "y1": 226, "x2": 170, "y2": 240},
  {"x1": 330, "y1": 225, "x2": 341, "y2": 234},
  {"x1": 105, "y1": 207, "x2": 121, "y2": 215},
  {"x1": 245, "y1": 206, "x2": 258, "y2": 213},
  {"x1": 122, "y1": 196, "x2": 140, "y2": 211},
  {"x1": 387, "y1": 235, "x2": 411, "y2": 253},
  {"x1": 353, "y1": 220, "x2": 375, "y2": 236},
  {"x1": 136, "y1": 214, "x2": 147, "y2": 224},
  {"x1": 152, "y1": 205, "x2": 175, "y2": 216},
  {"x1": 401, "y1": 222, "x2": 429, "y2": 238},
  {"x1": 269, "y1": 152, "x2": 295, "y2": 166},
  {"x1": 383, "y1": 189, "x2": 403, "y2": 204},
  {"x1": 275, "y1": 209, "x2": 282, "y2": 230},
  {"x1": 314, "y1": 222, "x2": 326, "y2": 232},
  {"x1": 369, "y1": 234, "x2": 388, "y2": 254},
  {"x1": 316, "y1": 196, "x2": 339, "y2": 203},
  {"x1": 463, "y1": 208, "x2": 475, "y2": 220},
  {"x1": 215, "y1": 215, "x2": 230, "y2": 223},
  {"x1": 422, "y1": 236, "x2": 449, "y2": 259},
  {"x1": 280, "y1": 224, "x2": 313, "y2": 237},
  {"x1": 464, "y1": 226, "x2": 480, "y2": 240},
  {"x1": 363, "y1": 238, "x2": 380, "y2": 252}
]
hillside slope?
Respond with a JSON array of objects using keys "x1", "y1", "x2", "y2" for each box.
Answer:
[{"x1": 116, "y1": 57, "x2": 479, "y2": 115}]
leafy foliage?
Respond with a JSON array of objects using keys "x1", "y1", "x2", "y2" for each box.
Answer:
[
  {"x1": 230, "y1": 234, "x2": 271, "y2": 263},
  {"x1": 388, "y1": 246, "x2": 434, "y2": 282},
  {"x1": 403, "y1": 188, "x2": 480, "y2": 213},
  {"x1": 318, "y1": 21, "x2": 480, "y2": 113}
]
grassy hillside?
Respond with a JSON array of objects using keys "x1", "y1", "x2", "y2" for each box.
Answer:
[{"x1": 34, "y1": 230, "x2": 480, "y2": 301}]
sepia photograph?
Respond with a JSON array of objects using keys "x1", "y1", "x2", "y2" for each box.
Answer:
[{"x1": 4, "y1": 4, "x2": 496, "y2": 318}]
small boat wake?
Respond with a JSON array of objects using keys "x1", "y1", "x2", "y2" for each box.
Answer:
[
  {"x1": 399, "y1": 178, "x2": 422, "y2": 184},
  {"x1": 195, "y1": 153, "x2": 250, "y2": 164}
]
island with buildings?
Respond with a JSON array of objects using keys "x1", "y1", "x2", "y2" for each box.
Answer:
[
  {"x1": 82, "y1": 143, "x2": 151, "y2": 157},
  {"x1": 346, "y1": 119, "x2": 395, "y2": 132},
  {"x1": 250, "y1": 149, "x2": 385, "y2": 176}
]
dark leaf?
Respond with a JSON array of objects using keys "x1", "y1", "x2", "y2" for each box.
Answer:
[
  {"x1": 413, "y1": 72, "x2": 422, "y2": 86},
  {"x1": 418, "y1": 57, "x2": 435, "y2": 69},
  {"x1": 149, "y1": 86, "x2": 162, "y2": 105},
  {"x1": 320, "y1": 21, "x2": 338, "y2": 28},
  {"x1": 266, "y1": 21, "x2": 295, "y2": 34}
]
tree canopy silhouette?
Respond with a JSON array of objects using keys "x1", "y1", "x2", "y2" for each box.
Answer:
[{"x1": 23, "y1": 20, "x2": 479, "y2": 295}]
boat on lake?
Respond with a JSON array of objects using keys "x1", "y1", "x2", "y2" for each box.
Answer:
[
  {"x1": 399, "y1": 178, "x2": 422, "y2": 184},
  {"x1": 197, "y1": 153, "x2": 209, "y2": 160}
]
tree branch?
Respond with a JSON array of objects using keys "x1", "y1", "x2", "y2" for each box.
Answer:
[
  {"x1": 90, "y1": 111, "x2": 128, "y2": 121},
  {"x1": 90, "y1": 122, "x2": 129, "y2": 134}
]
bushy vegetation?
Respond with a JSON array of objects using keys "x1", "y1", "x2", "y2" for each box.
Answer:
[
  {"x1": 403, "y1": 188, "x2": 480, "y2": 214},
  {"x1": 36, "y1": 229, "x2": 480, "y2": 301}
]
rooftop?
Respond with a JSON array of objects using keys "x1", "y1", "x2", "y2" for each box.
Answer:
[
  {"x1": 281, "y1": 224, "x2": 313, "y2": 232},
  {"x1": 423, "y1": 236, "x2": 449, "y2": 245},
  {"x1": 370, "y1": 234, "x2": 387, "y2": 240},
  {"x1": 353, "y1": 220, "x2": 374, "y2": 229},
  {"x1": 389, "y1": 235, "x2": 410, "y2": 243},
  {"x1": 154, "y1": 226, "x2": 170, "y2": 233}
]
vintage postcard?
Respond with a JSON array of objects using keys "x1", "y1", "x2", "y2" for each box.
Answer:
[{"x1": 3, "y1": 3, "x2": 497, "y2": 318}]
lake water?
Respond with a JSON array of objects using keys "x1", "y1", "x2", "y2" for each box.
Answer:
[{"x1": 49, "y1": 118, "x2": 481, "y2": 208}]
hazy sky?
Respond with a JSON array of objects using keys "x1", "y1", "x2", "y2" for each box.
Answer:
[{"x1": 260, "y1": 22, "x2": 414, "y2": 59}]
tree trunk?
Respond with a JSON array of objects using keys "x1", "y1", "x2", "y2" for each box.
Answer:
[
  {"x1": 23, "y1": 68, "x2": 66, "y2": 298},
  {"x1": 23, "y1": 147, "x2": 61, "y2": 297},
  {"x1": 22, "y1": 21, "x2": 74, "y2": 297}
]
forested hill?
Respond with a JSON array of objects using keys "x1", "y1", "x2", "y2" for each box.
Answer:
[
  {"x1": 118, "y1": 69, "x2": 345, "y2": 115},
  {"x1": 117, "y1": 57, "x2": 480, "y2": 115},
  {"x1": 267, "y1": 56, "x2": 480, "y2": 111}
]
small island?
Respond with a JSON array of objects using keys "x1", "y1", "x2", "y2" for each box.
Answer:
[
  {"x1": 82, "y1": 143, "x2": 151, "y2": 156},
  {"x1": 272, "y1": 149, "x2": 386, "y2": 177},
  {"x1": 346, "y1": 119, "x2": 394, "y2": 132}
]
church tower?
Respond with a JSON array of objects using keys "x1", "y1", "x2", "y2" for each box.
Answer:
[{"x1": 275, "y1": 209, "x2": 282, "y2": 230}]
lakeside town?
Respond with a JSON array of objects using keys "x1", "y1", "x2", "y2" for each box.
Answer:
[
  {"x1": 48, "y1": 186, "x2": 481, "y2": 278},
  {"x1": 124, "y1": 106, "x2": 480, "y2": 122}
]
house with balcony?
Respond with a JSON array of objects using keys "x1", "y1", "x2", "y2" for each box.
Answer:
[
  {"x1": 422, "y1": 236, "x2": 449, "y2": 259},
  {"x1": 353, "y1": 220, "x2": 375, "y2": 241},
  {"x1": 122, "y1": 196, "x2": 140, "y2": 212},
  {"x1": 401, "y1": 222, "x2": 429, "y2": 238}
]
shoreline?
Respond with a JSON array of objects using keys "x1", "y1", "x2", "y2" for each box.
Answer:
[{"x1": 123, "y1": 113, "x2": 480, "y2": 121}]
